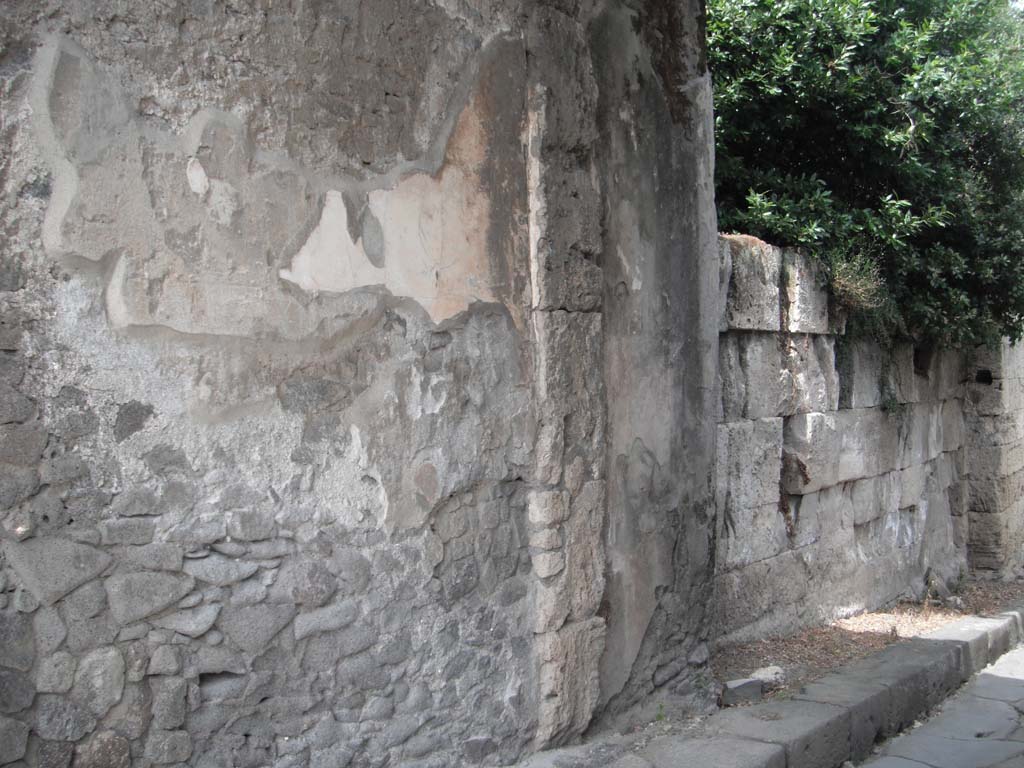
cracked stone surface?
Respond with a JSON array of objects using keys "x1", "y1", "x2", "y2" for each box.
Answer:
[{"x1": 861, "y1": 644, "x2": 1024, "y2": 768}]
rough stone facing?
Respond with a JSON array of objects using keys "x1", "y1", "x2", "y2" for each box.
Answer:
[
  {"x1": 715, "y1": 235, "x2": 969, "y2": 644},
  {"x1": 0, "y1": 2, "x2": 718, "y2": 766}
]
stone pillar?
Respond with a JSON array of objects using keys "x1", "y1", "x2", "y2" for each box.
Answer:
[
  {"x1": 590, "y1": 0, "x2": 720, "y2": 718},
  {"x1": 966, "y1": 341, "x2": 1024, "y2": 574}
]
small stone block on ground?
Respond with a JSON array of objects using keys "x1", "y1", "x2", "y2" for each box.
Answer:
[{"x1": 721, "y1": 678, "x2": 763, "y2": 707}]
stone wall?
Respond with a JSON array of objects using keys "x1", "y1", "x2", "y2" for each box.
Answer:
[
  {"x1": 966, "y1": 341, "x2": 1024, "y2": 574},
  {"x1": 714, "y1": 235, "x2": 969, "y2": 644},
  {"x1": 0, "y1": 2, "x2": 717, "y2": 767}
]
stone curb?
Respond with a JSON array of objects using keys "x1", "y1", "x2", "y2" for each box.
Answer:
[{"x1": 629, "y1": 607, "x2": 1024, "y2": 768}]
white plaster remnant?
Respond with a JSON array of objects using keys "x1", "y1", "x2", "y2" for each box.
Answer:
[
  {"x1": 280, "y1": 101, "x2": 495, "y2": 324},
  {"x1": 186, "y1": 157, "x2": 209, "y2": 196}
]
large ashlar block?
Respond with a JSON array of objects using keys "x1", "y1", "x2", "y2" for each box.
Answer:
[
  {"x1": 968, "y1": 441, "x2": 1024, "y2": 485},
  {"x1": 850, "y1": 472, "x2": 902, "y2": 526},
  {"x1": 720, "y1": 235, "x2": 781, "y2": 332},
  {"x1": 784, "y1": 403, "x2": 954, "y2": 495},
  {"x1": 717, "y1": 419, "x2": 783, "y2": 510},
  {"x1": 717, "y1": 502, "x2": 789, "y2": 573},
  {"x1": 720, "y1": 333, "x2": 839, "y2": 421},
  {"x1": 782, "y1": 249, "x2": 830, "y2": 334},
  {"x1": 968, "y1": 466, "x2": 1024, "y2": 515},
  {"x1": 720, "y1": 333, "x2": 785, "y2": 421},
  {"x1": 838, "y1": 341, "x2": 917, "y2": 409},
  {"x1": 917, "y1": 347, "x2": 966, "y2": 403},
  {"x1": 900, "y1": 405, "x2": 943, "y2": 470},
  {"x1": 788, "y1": 482, "x2": 853, "y2": 550},
  {"x1": 967, "y1": 410, "x2": 1024, "y2": 449},
  {"x1": 971, "y1": 339, "x2": 1024, "y2": 382},
  {"x1": 782, "y1": 335, "x2": 840, "y2": 415},
  {"x1": 783, "y1": 410, "x2": 900, "y2": 494},
  {"x1": 714, "y1": 550, "x2": 809, "y2": 642},
  {"x1": 968, "y1": 502, "x2": 1024, "y2": 572},
  {"x1": 967, "y1": 375, "x2": 1024, "y2": 417}
]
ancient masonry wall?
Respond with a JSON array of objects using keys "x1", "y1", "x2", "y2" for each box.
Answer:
[
  {"x1": 965, "y1": 341, "x2": 1024, "y2": 575},
  {"x1": 715, "y1": 235, "x2": 969, "y2": 644},
  {"x1": 0, "y1": 2, "x2": 717, "y2": 767}
]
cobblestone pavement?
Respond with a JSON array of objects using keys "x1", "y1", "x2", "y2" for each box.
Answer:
[{"x1": 862, "y1": 644, "x2": 1024, "y2": 768}]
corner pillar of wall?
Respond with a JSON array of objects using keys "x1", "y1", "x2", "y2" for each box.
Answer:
[{"x1": 524, "y1": 8, "x2": 608, "y2": 749}]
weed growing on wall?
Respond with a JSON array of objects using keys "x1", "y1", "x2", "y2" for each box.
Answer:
[{"x1": 709, "y1": 0, "x2": 1024, "y2": 345}]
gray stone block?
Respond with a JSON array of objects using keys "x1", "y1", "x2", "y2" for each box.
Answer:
[
  {"x1": 75, "y1": 730, "x2": 131, "y2": 768},
  {"x1": 717, "y1": 419, "x2": 783, "y2": 510},
  {"x1": 782, "y1": 249, "x2": 830, "y2": 334},
  {"x1": 0, "y1": 383, "x2": 35, "y2": 425},
  {"x1": 782, "y1": 334, "x2": 840, "y2": 415},
  {"x1": 838, "y1": 342, "x2": 917, "y2": 409},
  {"x1": 151, "y1": 603, "x2": 221, "y2": 638},
  {"x1": 104, "y1": 572, "x2": 194, "y2": 624},
  {"x1": 0, "y1": 422, "x2": 47, "y2": 466},
  {"x1": 642, "y1": 736, "x2": 785, "y2": 768},
  {"x1": 721, "y1": 678, "x2": 762, "y2": 706},
  {"x1": 922, "y1": 618, "x2": 992, "y2": 678},
  {"x1": 144, "y1": 729, "x2": 192, "y2": 764},
  {"x1": 0, "y1": 668, "x2": 33, "y2": 714},
  {"x1": 34, "y1": 694, "x2": 96, "y2": 741},
  {"x1": 706, "y1": 698, "x2": 851, "y2": 768},
  {"x1": 841, "y1": 639, "x2": 963, "y2": 735},
  {"x1": 717, "y1": 503, "x2": 788, "y2": 573},
  {"x1": 3, "y1": 538, "x2": 112, "y2": 607},
  {"x1": 714, "y1": 550, "x2": 809, "y2": 642},
  {"x1": 0, "y1": 714, "x2": 28, "y2": 763},
  {"x1": 720, "y1": 332, "x2": 785, "y2": 421},
  {"x1": 72, "y1": 646, "x2": 125, "y2": 717},
  {"x1": 218, "y1": 603, "x2": 296, "y2": 653},
  {"x1": 36, "y1": 651, "x2": 76, "y2": 694},
  {"x1": 150, "y1": 676, "x2": 187, "y2": 729},
  {"x1": 721, "y1": 235, "x2": 782, "y2": 332},
  {"x1": 783, "y1": 409, "x2": 901, "y2": 494},
  {"x1": 182, "y1": 553, "x2": 259, "y2": 586},
  {"x1": 794, "y1": 672, "x2": 890, "y2": 762},
  {"x1": 0, "y1": 611, "x2": 34, "y2": 671}
]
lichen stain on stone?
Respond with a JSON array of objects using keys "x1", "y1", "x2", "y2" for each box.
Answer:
[{"x1": 280, "y1": 96, "x2": 495, "y2": 324}]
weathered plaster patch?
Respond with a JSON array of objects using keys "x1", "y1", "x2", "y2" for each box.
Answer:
[
  {"x1": 280, "y1": 100, "x2": 495, "y2": 324},
  {"x1": 32, "y1": 34, "x2": 509, "y2": 336}
]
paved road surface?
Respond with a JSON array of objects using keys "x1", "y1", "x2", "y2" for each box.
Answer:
[{"x1": 862, "y1": 644, "x2": 1024, "y2": 768}]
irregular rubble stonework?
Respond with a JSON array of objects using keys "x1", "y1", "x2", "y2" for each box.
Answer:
[
  {"x1": 715, "y1": 235, "x2": 970, "y2": 644},
  {"x1": 0, "y1": 2, "x2": 717, "y2": 766}
]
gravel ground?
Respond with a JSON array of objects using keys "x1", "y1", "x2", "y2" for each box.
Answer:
[{"x1": 712, "y1": 577, "x2": 1024, "y2": 698}]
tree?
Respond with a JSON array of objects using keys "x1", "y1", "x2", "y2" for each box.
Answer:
[{"x1": 709, "y1": 0, "x2": 1024, "y2": 345}]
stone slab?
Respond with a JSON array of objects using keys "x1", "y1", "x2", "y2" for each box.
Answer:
[
  {"x1": 642, "y1": 736, "x2": 785, "y2": 768},
  {"x1": 840, "y1": 638, "x2": 964, "y2": 735},
  {"x1": 923, "y1": 616, "x2": 995, "y2": 677},
  {"x1": 793, "y1": 672, "x2": 890, "y2": 762},
  {"x1": 705, "y1": 698, "x2": 850, "y2": 768}
]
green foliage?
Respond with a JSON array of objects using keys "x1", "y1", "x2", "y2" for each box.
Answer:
[{"x1": 709, "y1": 0, "x2": 1024, "y2": 345}]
